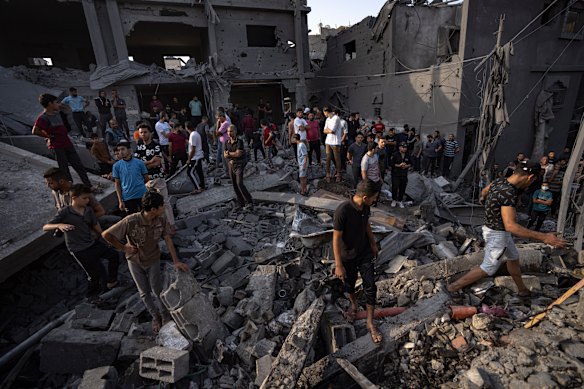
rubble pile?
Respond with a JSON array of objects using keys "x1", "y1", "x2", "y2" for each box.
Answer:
[{"x1": 1, "y1": 152, "x2": 584, "y2": 388}]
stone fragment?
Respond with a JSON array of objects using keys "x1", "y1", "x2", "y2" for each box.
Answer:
[
  {"x1": 494, "y1": 275, "x2": 541, "y2": 293},
  {"x1": 160, "y1": 270, "x2": 201, "y2": 311},
  {"x1": 471, "y1": 313, "x2": 492, "y2": 330},
  {"x1": 118, "y1": 336, "x2": 157, "y2": 361},
  {"x1": 109, "y1": 312, "x2": 136, "y2": 333},
  {"x1": 222, "y1": 307, "x2": 245, "y2": 330},
  {"x1": 293, "y1": 287, "x2": 316, "y2": 315},
  {"x1": 225, "y1": 236, "x2": 253, "y2": 256},
  {"x1": 217, "y1": 286, "x2": 234, "y2": 306},
  {"x1": 221, "y1": 266, "x2": 251, "y2": 289},
  {"x1": 79, "y1": 366, "x2": 118, "y2": 389},
  {"x1": 211, "y1": 250, "x2": 237, "y2": 275},
  {"x1": 527, "y1": 372, "x2": 558, "y2": 389},
  {"x1": 317, "y1": 213, "x2": 332, "y2": 224},
  {"x1": 252, "y1": 338, "x2": 277, "y2": 358},
  {"x1": 255, "y1": 355, "x2": 274, "y2": 387},
  {"x1": 157, "y1": 321, "x2": 192, "y2": 351},
  {"x1": 211, "y1": 232, "x2": 226, "y2": 244},
  {"x1": 451, "y1": 336, "x2": 468, "y2": 351},
  {"x1": 72, "y1": 303, "x2": 114, "y2": 330},
  {"x1": 140, "y1": 346, "x2": 189, "y2": 383},
  {"x1": 464, "y1": 367, "x2": 492, "y2": 389}
]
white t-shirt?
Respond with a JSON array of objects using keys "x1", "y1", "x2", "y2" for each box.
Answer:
[
  {"x1": 188, "y1": 130, "x2": 204, "y2": 161},
  {"x1": 294, "y1": 117, "x2": 308, "y2": 141},
  {"x1": 155, "y1": 121, "x2": 171, "y2": 146},
  {"x1": 340, "y1": 119, "x2": 348, "y2": 138},
  {"x1": 324, "y1": 115, "x2": 341, "y2": 146}
]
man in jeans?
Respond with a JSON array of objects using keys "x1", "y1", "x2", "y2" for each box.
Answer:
[
  {"x1": 61, "y1": 87, "x2": 89, "y2": 136},
  {"x1": 103, "y1": 191, "x2": 189, "y2": 333},
  {"x1": 448, "y1": 163, "x2": 567, "y2": 295},
  {"x1": 33, "y1": 94, "x2": 92, "y2": 187},
  {"x1": 112, "y1": 140, "x2": 148, "y2": 214},
  {"x1": 323, "y1": 106, "x2": 342, "y2": 182},
  {"x1": 224, "y1": 125, "x2": 253, "y2": 209}
]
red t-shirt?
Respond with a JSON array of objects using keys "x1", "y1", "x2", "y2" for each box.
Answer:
[
  {"x1": 263, "y1": 127, "x2": 274, "y2": 146},
  {"x1": 374, "y1": 123, "x2": 386, "y2": 134},
  {"x1": 34, "y1": 112, "x2": 73, "y2": 149},
  {"x1": 168, "y1": 132, "x2": 187, "y2": 154},
  {"x1": 307, "y1": 120, "x2": 320, "y2": 141}
]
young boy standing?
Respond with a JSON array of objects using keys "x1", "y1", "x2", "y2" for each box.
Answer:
[
  {"x1": 527, "y1": 181, "x2": 553, "y2": 231},
  {"x1": 294, "y1": 134, "x2": 308, "y2": 195},
  {"x1": 102, "y1": 191, "x2": 189, "y2": 333},
  {"x1": 43, "y1": 184, "x2": 119, "y2": 298}
]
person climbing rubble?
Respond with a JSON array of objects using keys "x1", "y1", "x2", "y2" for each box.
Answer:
[
  {"x1": 333, "y1": 180, "x2": 383, "y2": 344},
  {"x1": 447, "y1": 162, "x2": 568, "y2": 295}
]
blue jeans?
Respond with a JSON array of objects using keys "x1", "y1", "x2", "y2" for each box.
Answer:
[{"x1": 216, "y1": 141, "x2": 228, "y2": 172}]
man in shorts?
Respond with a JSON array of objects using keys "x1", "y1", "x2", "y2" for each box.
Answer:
[{"x1": 448, "y1": 162, "x2": 567, "y2": 295}]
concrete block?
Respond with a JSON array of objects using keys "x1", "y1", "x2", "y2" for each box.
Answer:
[
  {"x1": 255, "y1": 355, "x2": 274, "y2": 387},
  {"x1": 320, "y1": 309, "x2": 356, "y2": 354},
  {"x1": 40, "y1": 327, "x2": 123, "y2": 373},
  {"x1": 197, "y1": 231, "x2": 213, "y2": 244},
  {"x1": 109, "y1": 312, "x2": 136, "y2": 333},
  {"x1": 184, "y1": 214, "x2": 205, "y2": 229},
  {"x1": 317, "y1": 213, "x2": 332, "y2": 224},
  {"x1": 140, "y1": 346, "x2": 189, "y2": 383},
  {"x1": 494, "y1": 275, "x2": 541, "y2": 293},
  {"x1": 157, "y1": 321, "x2": 192, "y2": 351},
  {"x1": 434, "y1": 223, "x2": 454, "y2": 238},
  {"x1": 160, "y1": 270, "x2": 201, "y2": 311},
  {"x1": 211, "y1": 250, "x2": 237, "y2": 275},
  {"x1": 433, "y1": 176, "x2": 450, "y2": 189},
  {"x1": 225, "y1": 236, "x2": 253, "y2": 256},
  {"x1": 170, "y1": 294, "x2": 228, "y2": 353},
  {"x1": 211, "y1": 232, "x2": 226, "y2": 244},
  {"x1": 222, "y1": 307, "x2": 245, "y2": 330},
  {"x1": 79, "y1": 366, "x2": 118, "y2": 389},
  {"x1": 178, "y1": 245, "x2": 203, "y2": 259},
  {"x1": 195, "y1": 243, "x2": 222, "y2": 269},
  {"x1": 246, "y1": 265, "x2": 277, "y2": 318},
  {"x1": 72, "y1": 303, "x2": 114, "y2": 330},
  {"x1": 252, "y1": 338, "x2": 276, "y2": 358},
  {"x1": 221, "y1": 266, "x2": 251, "y2": 289},
  {"x1": 118, "y1": 336, "x2": 157, "y2": 361},
  {"x1": 217, "y1": 286, "x2": 234, "y2": 306}
]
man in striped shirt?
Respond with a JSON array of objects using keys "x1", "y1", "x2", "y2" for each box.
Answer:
[{"x1": 442, "y1": 133, "x2": 460, "y2": 178}]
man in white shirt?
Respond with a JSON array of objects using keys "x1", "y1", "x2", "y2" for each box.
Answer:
[
  {"x1": 187, "y1": 122, "x2": 205, "y2": 194},
  {"x1": 155, "y1": 112, "x2": 172, "y2": 174},
  {"x1": 339, "y1": 111, "x2": 349, "y2": 171},
  {"x1": 323, "y1": 106, "x2": 342, "y2": 182},
  {"x1": 293, "y1": 108, "x2": 308, "y2": 162}
]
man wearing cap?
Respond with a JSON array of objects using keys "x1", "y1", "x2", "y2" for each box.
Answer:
[
  {"x1": 391, "y1": 142, "x2": 412, "y2": 208},
  {"x1": 448, "y1": 162, "x2": 567, "y2": 295},
  {"x1": 112, "y1": 139, "x2": 149, "y2": 214}
]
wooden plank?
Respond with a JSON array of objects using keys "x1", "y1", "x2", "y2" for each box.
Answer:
[
  {"x1": 251, "y1": 191, "x2": 404, "y2": 230},
  {"x1": 525, "y1": 277, "x2": 584, "y2": 329},
  {"x1": 336, "y1": 358, "x2": 379, "y2": 389}
]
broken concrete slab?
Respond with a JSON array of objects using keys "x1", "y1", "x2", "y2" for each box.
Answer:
[
  {"x1": 211, "y1": 250, "x2": 237, "y2": 275},
  {"x1": 336, "y1": 358, "x2": 379, "y2": 389},
  {"x1": 247, "y1": 265, "x2": 278, "y2": 319},
  {"x1": 196, "y1": 243, "x2": 223, "y2": 269},
  {"x1": 40, "y1": 326, "x2": 124, "y2": 373},
  {"x1": 297, "y1": 291, "x2": 450, "y2": 388},
  {"x1": 225, "y1": 236, "x2": 253, "y2": 256},
  {"x1": 72, "y1": 303, "x2": 115, "y2": 330},
  {"x1": 109, "y1": 312, "x2": 137, "y2": 334},
  {"x1": 377, "y1": 231, "x2": 435, "y2": 269},
  {"x1": 79, "y1": 366, "x2": 118, "y2": 389},
  {"x1": 494, "y1": 275, "x2": 542, "y2": 293},
  {"x1": 140, "y1": 346, "x2": 189, "y2": 384},
  {"x1": 261, "y1": 297, "x2": 325, "y2": 389},
  {"x1": 160, "y1": 270, "x2": 201, "y2": 311},
  {"x1": 252, "y1": 338, "x2": 277, "y2": 358},
  {"x1": 157, "y1": 321, "x2": 192, "y2": 351},
  {"x1": 118, "y1": 336, "x2": 157, "y2": 362},
  {"x1": 255, "y1": 355, "x2": 275, "y2": 387},
  {"x1": 221, "y1": 266, "x2": 251, "y2": 289}
]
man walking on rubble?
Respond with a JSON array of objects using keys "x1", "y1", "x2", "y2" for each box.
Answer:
[
  {"x1": 448, "y1": 162, "x2": 567, "y2": 295},
  {"x1": 103, "y1": 191, "x2": 189, "y2": 333},
  {"x1": 333, "y1": 180, "x2": 382, "y2": 344},
  {"x1": 224, "y1": 124, "x2": 254, "y2": 209}
]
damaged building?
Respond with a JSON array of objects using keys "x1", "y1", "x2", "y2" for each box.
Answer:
[
  {"x1": 0, "y1": 0, "x2": 311, "y2": 127},
  {"x1": 307, "y1": 0, "x2": 584, "y2": 174}
]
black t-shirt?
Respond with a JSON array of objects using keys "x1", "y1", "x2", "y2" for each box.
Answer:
[
  {"x1": 386, "y1": 134, "x2": 396, "y2": 154},
  {"x1": 225, "y1": 137, "x2": 246, "y2": 163},
  {"x1": 333, "y1": 200, "x2": 372, "y2": 261},
  {"x1": 135, "y1": 140, "x2": 164, "y2": 179},
  {"x1": 347, "y1": 120, "x2": 358, "y2": 139},
  {"x1": 391, "y1": 151, "x2": 412, "y2": 177},
  {"x1": 484, "y1": 178, "x2": 518, "y2": 231}
]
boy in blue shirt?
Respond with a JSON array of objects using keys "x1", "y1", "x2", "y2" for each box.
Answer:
[
  {"x1": 112, "y1": 140, "x2": 149, "y2": 214},
  {"x1": 527, "y1": 182, "x2": 553, "y2": 231}
]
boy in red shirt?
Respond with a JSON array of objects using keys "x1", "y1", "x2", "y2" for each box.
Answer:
[
  {"x1": 168, "y1": 122, "x2": 188, "y2": 175},
  {"x1": 373, "y1": 116, "x2": 385, "y2": 135},
  {"x1": 262, "y1": 119, "x2": 275, "y2": 168},
  {"x1": 306, "y1": 112, "x2": 321, "y2": 166}
]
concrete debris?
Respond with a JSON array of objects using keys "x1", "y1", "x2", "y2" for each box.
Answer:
[
  {"x1": 139, "y1": 346, "x2": 189, "y2": 384},
  {"x1": 79, "y1": 366, "x2": 118, "y2": 389},
  {"x1": 157, "y1": 321, "x2": 192, "y2": 351}
]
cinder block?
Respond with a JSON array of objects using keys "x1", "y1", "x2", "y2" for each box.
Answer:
[
  {"x1": 222, "y1": 307, "x2": 244, "y2": 330},
  {"x1": 160, "y1": 270, "x2": 201, "y2": 311},
  {"x1": 494, "y1": 275, "x2": 541, "y2": 293},
  {"x1": 79, "y1": 366, "x2": 118, "y2": 389},
  {"x1": 109, "y1": 312, "x2": 136, "y2": 333},
  {"x1": 40, "y1": 327, "x2": 123, "y2": 373},
  {"x1": 225, "y1": 236, "x2": 253, "y2": 256},
  {"x1": 184, "y1": 214, "x2": 205, "y2": 229},
  {"x1": 195, "y1": 243, "x2": 222, "y2": 269},
  {"x1": 211, "y1": 232, "x2": 226, "y2": 244},
  {"x1": 221, "y1": 266, "x2": 251, "y2": 289},
  {"x1": 197, "y1": 231, "x2": 213, "y2": 244},
  {"x1": 178, "y1": 246, "x2": 202, "y2": 259},
  {"x1": 170, "y1": 294, "x2": 228, "y2": 353},
  {"x1": 317, "y1": 213, "x2": 332, "y2": 224},
  {"x1": 320, "y1": 309, "x2": 356, "y2": 353},
  {"x1": 217, "y1": 286, "x2": 234, "y2": 306},
  {"x1": 139, "y1": 346, "x2": 189, "y2": 383},
  {"x1": 211, "y1": 250, "x2": 237, "y2": 275}
]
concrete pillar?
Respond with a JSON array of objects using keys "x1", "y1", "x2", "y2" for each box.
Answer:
[
  {"x1": 293, "y1": 2, "x2": 307, "y2": 107},
  {"x1": 205, "y1": 2, "x2": 218, "y2": 57},
  {"x1": 105, "y1": 0, "x2": 129, "y2": 63},
  {"x1": 82, "y1": 0, "x2": 108, "y2": 67}
]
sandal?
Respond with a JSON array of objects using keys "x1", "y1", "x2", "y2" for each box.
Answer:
[
  {"x1": 152, "y1": 314, "x2": 162, "y2": 333},
  {"x1": 368, "y1": 324, "x2": 383, "y2": 344}
]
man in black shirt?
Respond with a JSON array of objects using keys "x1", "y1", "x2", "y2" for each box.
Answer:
[
  {"x1": 391, "y1": 143, "x2": 412, "y2": 208},
  {"x1": 224, "y1": 125, "x2": 253, "y2": 209},
  {"x1": 333, "y1": 180, "x2": 382, "y2": 344},
  {"x1": 95, "y1": 90, "x2": 112, "y2": 137},
  {"x1": 448, "y1": 163, "x2": 567, "y2": 294}
]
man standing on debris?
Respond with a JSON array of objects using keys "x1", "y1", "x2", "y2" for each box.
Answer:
[
  {"x1": 33, "y1": 94, "x2": 92, "y2": 187},
  {"x1": 333, "y1": 180, "x2": 382, "y2": 343},
  {"x1": 347, "y1": 132, "x2": 367, "y2": 188},
  {"x1": 306, "y1": 112, "x2": 321, "y2": 166},
  {"x1": 168, "y1": 121, "x2": 188, "y2": 175},
  {"x1": 103, "y1": 191, "x2": 189, "y2": 333},
  {"x1": 361, "y1": 142, "x2": 382, "y2": 193},
  {"x1": 135, "y1": 124, "x2": 175, "y2": 232},
  {"x1": 194, "y1": 117, "x2": 210, "y2": 163},
  {"x1": 293, "y1": 133, "x2": 308, "y2": 195},
  {"x1": 112, "y1": 139, "x2": 149, "y2": 214},
  {"x1": 155, "y1": 113, "x2": 172, "y2": 175},
  {"x1": 442, "y1": 133, "x2": 460, "y2": 178},
  {"x1": 391, "y1": 142, "x2": 412, "y2": 208},
  {"x1": 447, "y1": 162, "x2": 567, "y2": 295},
  {"x1": 186, "y1": 120, "x2": 206, "y2": 194},
  {"x1": 224, "y1": 124, "x2": 254, "y2": 209},
  {"x1": 216, "y1": 112, "x2": 231, "y2": 176},
  {"x1": 111, "y1": 89, "x2": 129, "y2": 138},
  {"x1": 323, "y1": 106, "x2": 342, "y2": 182},
  {"x1": 189, "y1": 96, "x2": 202, "y2": 126},
  {"x1": 94, "y1": 90, "x2": 112, "y2": 137},
  {"x1": 61, "y1": 87, "x2": 89, "y2": 136}
]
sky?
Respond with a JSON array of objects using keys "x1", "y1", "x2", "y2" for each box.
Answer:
[{"x1": 307, "y1": 0, "x2": 388, "y2": 34}]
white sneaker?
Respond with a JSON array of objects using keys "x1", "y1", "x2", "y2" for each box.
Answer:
[
  {"x1": 391, "y1": 200, "x2": 397, "y2": 207},
  {"x1": 399, "y1": 201, "x2": 405, "y2": 208}
]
